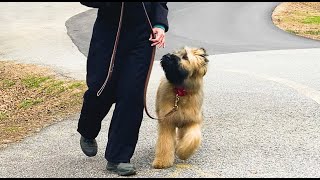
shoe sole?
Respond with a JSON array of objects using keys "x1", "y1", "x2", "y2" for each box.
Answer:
[
  {"x1": 107, "y1": 168, "x2": 136, "y2": 176},
  {"x1": 106, "y1": 164, "x2": 136, "y2": 176}
]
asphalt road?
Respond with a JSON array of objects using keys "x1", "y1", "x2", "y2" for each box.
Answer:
[
  {"x1": 1, "y1": 2, "x2": 320, "y2": 178},
  {"x1": 66, "y1": 2, "x2": 320, "y2": 59},
  {"x1": 1, "y1": 49, "x2": 320, "y2": 178}
]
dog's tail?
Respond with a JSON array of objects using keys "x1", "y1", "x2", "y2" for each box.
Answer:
[{"x1": 176, "y1": 123, "x2": 201, "y2": 160}]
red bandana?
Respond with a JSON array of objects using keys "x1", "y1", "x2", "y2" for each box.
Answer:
[{"x1": 174, "y1": 87, "x2": 187, "y2": 96}]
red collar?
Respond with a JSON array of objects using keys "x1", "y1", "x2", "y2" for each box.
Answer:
[{"x1": 174, "y1": 87, "x2": 187, "y2": 96}]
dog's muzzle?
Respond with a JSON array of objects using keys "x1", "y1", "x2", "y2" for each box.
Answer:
[{"x1": 160, "y1": 54, "x2": 188, "y2": 85}]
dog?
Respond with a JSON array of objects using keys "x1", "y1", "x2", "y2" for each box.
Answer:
[{"x1": 152, "y1": 46, "x2": 209, "y2": 169}]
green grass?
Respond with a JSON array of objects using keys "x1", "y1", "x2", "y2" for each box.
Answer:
[
  {"x1": 302, "y1": 16, "x2": 320, "y2": 24},
  {"x1": 18, "y1": 98, "x2": 43, "y2": 109},
  {"x1": 305, "y1": 30, "x2": 320, "y2": 35},
  {"x1": 72, "y1": 92, "x2": 84, "y2": 98},
  {"x1": 21, "y1": 75, "x2": 78, "y2": 94},
  {"x1": 0, "y1": 112, "x2": 8, "y2": 121},
  {"x1": 1, "y1": 79, "x2": 15, "y2": 88},
  {"x1": 22, "y1": 76, "x2": 50, "y2": 89},
  {"x1": 4, "y1": 127, "x2": 20, "y2": 133},
  {"x1": 44, "y1": 80, "x2": 65, "y2": 94},
  {"x1": 0, "y1": 61, "x2": 88, "y2": 146},
  {"x1": 286, "y1": 29, "x2": 299, "y2": 34},
  {"x1": 68, "y1": 82, "x2": 84, "y2": 90}
]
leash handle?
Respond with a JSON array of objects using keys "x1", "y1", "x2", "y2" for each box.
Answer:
[
  {"x1": 142, "y1": 2, "x2": 177, "y2": 121},
  {"x1": 141, "y1": 2, "x2": 159, "y2": 120}
]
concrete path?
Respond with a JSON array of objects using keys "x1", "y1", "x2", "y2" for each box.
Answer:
[
  {"x1": 0, "y1": 2, "x2": 89, "y2": 80},
  {"x1": 0, "y1": 2, "x2": 320, "y2": 178},
  {"x1": 66, "y1": 2, "x2": 320, "y2": 59}
]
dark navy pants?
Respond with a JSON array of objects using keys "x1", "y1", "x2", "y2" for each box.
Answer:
[{"x1": 77, "y1": 4, "x2": 153, "y2": 163}]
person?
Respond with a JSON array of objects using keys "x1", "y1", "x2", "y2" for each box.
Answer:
[{"x1": 77, "y1": 2, "x2": 169, "y2": 176}]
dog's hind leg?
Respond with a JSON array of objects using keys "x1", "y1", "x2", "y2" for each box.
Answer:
[
  {"x1": 176, "y1": 123, "x2": 201, "y2": 160},
  {"x1": 152, "y1": 123, "x2": 176, "y2": 169}
]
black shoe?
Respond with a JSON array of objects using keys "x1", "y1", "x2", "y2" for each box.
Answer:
[
  {"x1": 106, "y1": 162, "x2": 136, "y2": 176},
  {"x1": 80, "y1": 136, "x2": 97, "y2": 157}
]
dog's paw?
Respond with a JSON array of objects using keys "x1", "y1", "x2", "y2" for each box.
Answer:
[{"x1": 152, "y1": 158, "x2": 173, "y2": 169}]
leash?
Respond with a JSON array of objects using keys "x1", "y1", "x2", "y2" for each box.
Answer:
[
  {"x1": 97, "y1": 2, "x2": 179, "y2": 120},
  {"x1": 96, "y1": 2, "x2": 124, "y2": 97},
  {"x1": 141, "y1": 2, "x2": 180, "y2": 120}
]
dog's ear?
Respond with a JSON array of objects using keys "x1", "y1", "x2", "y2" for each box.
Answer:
[
  {"x1": 199, "y1": 47, "x2": 208, "y2": 57},
  {"x1": 199, "y1": 47, "x2": 209, "y2": 63},
  {"x1": 200, "y1": 47, "x2": 207, "y2": 54}
]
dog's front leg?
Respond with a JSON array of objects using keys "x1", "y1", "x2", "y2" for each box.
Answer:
[
  {"x1": 152, "y1": 122, "x2": 176, "y2": 169},
  {"x1": 176, "y1": 123, "x2": 202, "y2": 160}
]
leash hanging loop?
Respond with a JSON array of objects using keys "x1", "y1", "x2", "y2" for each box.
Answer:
[{"x1": 97, "y1": 2, "x2": 125, "y2": 97}]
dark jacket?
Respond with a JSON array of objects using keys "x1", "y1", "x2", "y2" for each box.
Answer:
[{"x1": 80, "y1": 2, "x2": 169, "y2": 32}]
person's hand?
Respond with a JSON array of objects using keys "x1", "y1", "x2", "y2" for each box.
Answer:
[{"x1": 149, "y1": 27, "x2": 165, "y2": 48}]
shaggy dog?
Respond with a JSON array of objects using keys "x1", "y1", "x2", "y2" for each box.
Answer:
[{"x1": 152, "y1": 47, "x2": 209, "y2": 169}]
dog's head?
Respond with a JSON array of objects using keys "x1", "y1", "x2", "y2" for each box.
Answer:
[{"x1": 160, "y1": 46, "x2": 209, "y2": 86}]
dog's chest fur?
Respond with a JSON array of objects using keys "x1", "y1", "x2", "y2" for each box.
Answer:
[{"x1": 156, "y1": 79, "x2": 204, "y2": 126}]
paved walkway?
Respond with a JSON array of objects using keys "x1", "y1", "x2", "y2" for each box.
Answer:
[
  {"x1": 0, "y1": 2, "x2": 89, "y2": 80},
  {"x1": 0, "y1": 3, "x2": 320, "y2": 178}
]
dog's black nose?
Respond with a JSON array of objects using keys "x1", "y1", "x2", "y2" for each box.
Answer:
[
  {"x1": 162, "y1": 53, "x2": 181, "y2": 61},
  {"x1": 161, "y1": 54, "x2": 171, "y2": 62}
]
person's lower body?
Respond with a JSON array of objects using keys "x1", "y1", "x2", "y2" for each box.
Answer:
[
  {"x1": 77, "y1": 12, "x2": 153, "y2": 176},
  {"x1": 105, "y1": 35, "x2": 153, "y2": 159}
]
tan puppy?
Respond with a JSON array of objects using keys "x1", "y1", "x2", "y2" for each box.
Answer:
[{"x1": 152, "y1": 47, "x2": 209, "y2": 169}]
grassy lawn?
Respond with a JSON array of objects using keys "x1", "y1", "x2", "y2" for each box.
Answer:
[
  {"x1": 0, "y1": 60, "x2": 87, "y2": 148},
  {"x1": 272, "y1": 2, "x2": 320, "y2": 41}
]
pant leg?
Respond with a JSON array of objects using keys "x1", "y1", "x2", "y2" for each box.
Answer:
[
  {"x1": 77, "y1": 13, "x2": 123, "y2": 139},
  {"x1": 105, "y1": 26, "x2": 153, "y2": 163},
  {"x1": 77, "y1": 88, "x2": 115, "y2": 139}
]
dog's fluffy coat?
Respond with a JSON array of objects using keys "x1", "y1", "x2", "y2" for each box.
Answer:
[{"x1": 152, "y1": 47, "x2": 209, "y2": 169}]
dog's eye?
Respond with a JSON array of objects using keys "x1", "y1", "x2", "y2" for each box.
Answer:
[{"x1": 182, "y1": 54, "x2": 188, "y2": 60}]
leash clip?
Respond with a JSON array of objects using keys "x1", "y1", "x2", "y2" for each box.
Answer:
[{"x1": 174, "y1": 94, "x2": 180, "y2": 109}]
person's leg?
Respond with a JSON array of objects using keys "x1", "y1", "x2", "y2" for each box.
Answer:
[
  {"x1": 77, "y1": 14, "x2": 120, "y2": 140},
  {"x1": 77, "y1": 88, "x2": 116, "y2": 139},
  {"x1": 105, "y1": 29, "x2": 153, "y2": 163}
]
